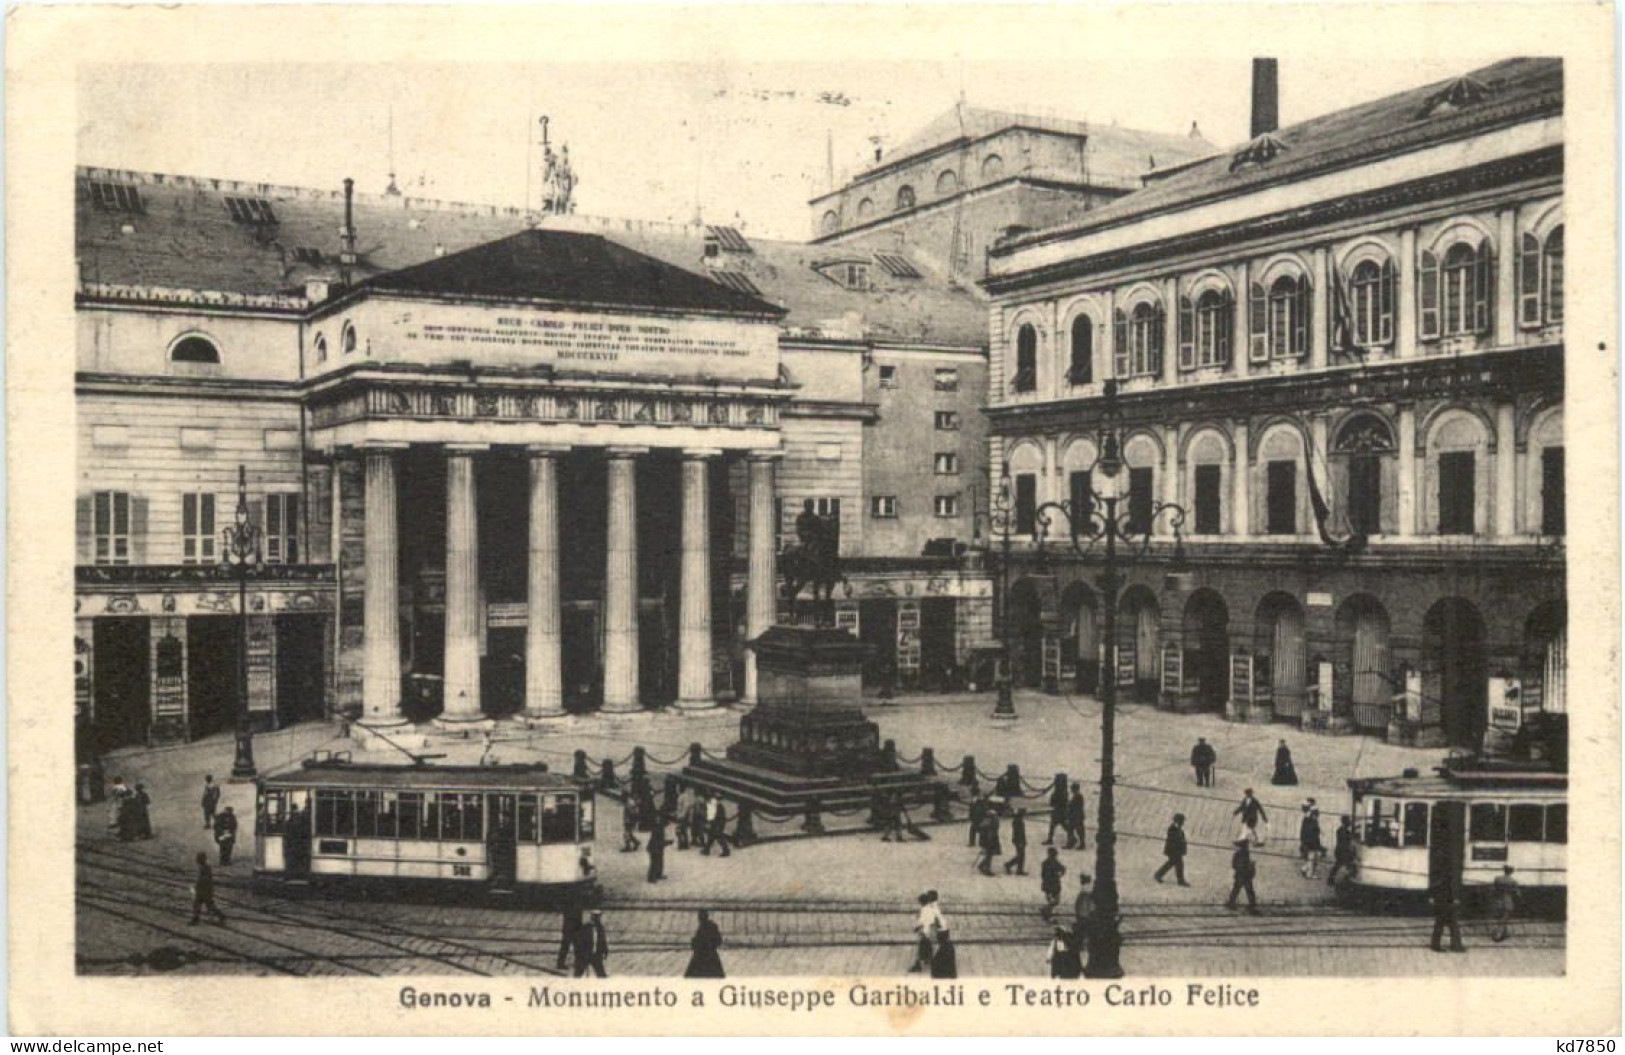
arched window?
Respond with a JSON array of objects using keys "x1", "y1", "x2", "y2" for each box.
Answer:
[
  {"x1": 856, "y1": 198, "x2": 875, "y2": 220},
  {"x1": 1179, "y1": 288, "x2": 1232, "y2": 369},
  {"x1": 982, "y1": 154, "x2": 1005, "y2": 180},
  {"x1": 341, "y1": 322, "x2": 358, "y2": 355},
  {"x1": 170, "y1": 335, "x2": 220, "y2": 364},
  {"x1": 1336, "y1": 416, "x2": 1395, "y2": 536},
  {"x1": 1068, "y1": 315, "x2": 1093, "y2": 385},
  {"x1": 895, "y1": 185, "x2": 916, "y2": 211},
  {"x1": 312, "y1": 333, "x2": 328, "y2": 364},
  {"x1": 1113, "y1": 300, "x2": 1165, "y2": 378},
  {"x1": 1012, "y1": 324, "x2": 1038, "y2": 393},
  {"x1": 1267, "y1": 275, "x2": 1309, "y2": 358},
  {"x1": 820, "y1": 210, "x2": 839, "y2": 235},
  {"x1": 1420, "y1": 239, "x2": 1492, "y2": 339},
  {"x1": 1349, "y1": 258, "x2": 1396, "y2": 346},
  {"x1": 936, "y1": 170, "x2": 959, "y2": 195},
  {"x1": 1543, "y1": 225, "x2": 1564, "y2": 323}
]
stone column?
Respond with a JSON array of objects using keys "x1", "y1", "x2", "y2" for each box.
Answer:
[
  {"x1": 1160, "y1": 424, "x2": 1179, "y2": 536},
  {"x1": 1233, "y1": 262, "x2": 1251, "y2": 379},
  {"x1": 1162, "y1": 276, "x2": 1179, "y2": 384},
  {"x1": 744, "y1": 452, "x2": 780, "y2": 704},
  {"x1": 1495, "y1": 403, "x2": 1518, "y2": 537},
  {"x1": 1310, "y1": 414, "x2": 1330, "y2": 542},
  {"x1": 1397, "y1": 405, "x2": 1417, "y2": 537},
  {"x1": 1397, "y1": 229, "x2": 1418, "y2": 359},
  {"x1": 1310, "y1": 246, "x2": 1329, "y2": 370},
  {"x1": 677, "y1": 450, "x2": 720, "y2": 710},
  {"x1": 1495, "y1": 209, "x2": 1517, "y2": 345},
  {"x1": 440, "y1": 444, "x2": 487, "y2": 722},
  {"x1": 1232, "y1": 420, "x2": 1250, "y2": 537},
  {"x1": 524, "y1": 445, "x2": 568, "y2": 719},
  {"x1": 602, "y1": 448, "x2": 646, "y2": 713},
  {"x1": 361, "y1": 444, "x2": 405, "y2": 724}
]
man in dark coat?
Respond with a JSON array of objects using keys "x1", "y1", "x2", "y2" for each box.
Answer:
[
  {"x1": 706, "y1": 796, "x2": 733, "y2": 857},
  {"x1": 572, "y1": 909, "x2": 610, "y2": 977},
  {"x1": 690, "y1": 792, "x2": 711, "y2": 854},
  {"x1": 684, "y1": 910, "x2": 726, "y2": 978},
  {"x1": 967, "y1": 794, "x2": 988, "y2": 848},
  {"x1": 1040, "y1": 848, "x2": 1066, "y2": 921},
  {"x1": 213, "y1": 806, "x2": 238, "y2": 866},
  {"x1": 1154, "y1": 812, "x2": 1190, "y2": 885},
  {"x1": 201, "y1": 774, "x2": 221, "y2": 830},
  {"x1": 1327, "y1": 815, "x2": 1358, "y2": 886},
  {"x1": 1047, "y1": 926, "x2": 1082, "y2": 979},
  {"x1": 1191, "y1": 738, "x2": 1217, "y2": 787},
  {"x1": 975, "y1": 811, "x2": 1001, "y2": 876},
  {"x1": 1044, "y1": 775, "x2": 1068, "y2": 845},
  {"x1": 646, "y1": 815, "x2": 669, "y2": 883},
  {"x1": 189, "y1": 852, "x2": 227, "y2": 925},
  {"x1": 1429, "y1": 878, "x2": 1466, "y2": 953},
  {"x1": 133, "y1": 783, "x2": 154, "y2": 840},
  {"x1": 1225, "y1": 839, "x2": 1260, "y2": 914},
  {"x1": 929, "y1": 930, "x2": 958, "y2": 979},
  {"x1": 556, "y1": 905, "x2": 582, "y2": 971},
  {"x1": 1003, "y1": 808, "x2": 1029, "y2": 875},
  {"x1": 1072, "y1": 874, "x2": 1096, "y2": 960},
  {"x1": 1065, "y1": 783, "x2": 1087, "y2": 850},
  {"x1": 1233, "y1": 788, "x2": 1267, "y2": 845}
]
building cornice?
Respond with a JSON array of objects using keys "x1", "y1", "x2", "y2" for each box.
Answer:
[{"x1": 811, "y1": 175, "x2": 1114, "y2": 246}]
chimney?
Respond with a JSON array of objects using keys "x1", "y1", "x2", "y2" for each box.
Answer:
[
  {"x1": 339, "y1": 177, "x2": 358, "y2": 287},
  {"x1": 1250, "y1": 58, "x2": 1279, "y2": 138}
]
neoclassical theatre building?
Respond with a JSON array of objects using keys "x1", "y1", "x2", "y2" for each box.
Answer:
[
  {"x1": 982, "y1": 58, "x2": 1566, "y2": 748},
  {"x1": 74, "y1": 172, "x2": 992, "y2": 749}
]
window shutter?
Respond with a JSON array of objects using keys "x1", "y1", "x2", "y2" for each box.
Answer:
[
  {"x1": 130, "y1": 495, "x2": 149, "y2": 565},
  {"x1": 1113, "y1": 309, "x2": 1129, "y2": 379},
  {"x1": 1380, "y1": 259, "x2": 1396, "y2": 344},
  {"x1": 1474, "y1": 241, "x2": 1494, "y2": 334},
  {"x1": 1248, "y1": 282, "x2": 1268, "y2": 363},
  {"x1": 1293, "y1": 275, "x2": 1311, "y2": 357},
  {"x1": 76, "y1": 495, "x2": 91, "y2": 565},
  {"x1": 1177, "y1": 295, "x2": 1195, "y2": 371},
  {"x1": 1518, "y1": 232, "x2": 1542, "y2": 328},
  {"x1": 1151, "y1": 302, "x2": 1166, "y2": 375},
  {"x1": 1418, "y1": 250, "x2": 1440, "y2": 340}
]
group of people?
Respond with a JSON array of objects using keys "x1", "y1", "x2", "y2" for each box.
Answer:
[
  {"x1": 556, "y1": 907, "x2": 725, "y2": 978},
  {"x1": 910, "y1": 890, "x2": 957, "y2": 978},
  {"x1": 1189, "y1": 737, "x2": 1300, "y2": 789},
  {"x1": 106, "y1": 775, "x2": 154, "y2": 842},
  {"x1": 622, "y1": 779, "x2": 739, "y2": 884}
]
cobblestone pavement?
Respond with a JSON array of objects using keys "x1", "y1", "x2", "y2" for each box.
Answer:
[{"x1": 77, "y1": 694, "x2": 1564, "y2": 978}]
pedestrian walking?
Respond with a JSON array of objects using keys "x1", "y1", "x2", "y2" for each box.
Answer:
[
  {"x1": 1429, "y1": 878, "x2": 1465, "y2": 953},
  {"x1": 1065, "y1": 783, "x2": 1087, "y2": 850},
  {"x1": 975, "y1": 810, "x2": 1001, "y2": 876},
  {"x1": 1326, "y1": 815, "x2": 1357, "y2": 886},
  {"x1": 1043, "y1": 775, "x2": 1068, "y2": 845},
  {"x1": 1190, "y1": 738, "x2": 1217, "y2": 787},
  {"x1": 646, "y1": 814, "x2": 668, "y2": 883},
  {"x1": 1298, "y1": 808, "x2": 1326, "y2": 879},
  {"x1": 1232, "y1": 788, "x2": 1267, "y2": 845},
  {"x1": 1003, "y1": 808, "x2": 1028, "y2": 875},
  {"x1": 967, "y1": 794, "x2": 988, "y2": 848},
  {"x1": 878, "y1": 792, "x2": 906, "y2": 843},
  {"x1": 133, "y1": 783, "x2": 154, "y2": 840},
  {"x1": 930, "y1": 930, "x2": 958, "y2": 979},
  {"x1": 1040, "y1": 848, "x2": 1066, "y2": 921},
  {"x1": 675, "y1": 784, "x2": 694, "y2": 850},
  {"x1": 1154, "y1": 813, "x2": 1190, "y2": 885},
  {"x1": 620, "y1": 789, "x2": 641, "y2": 853},
  {"x1": 213, "y1": 806, "x2": 238, "y2": 866},
  {"x1": 1490, "y1": 866, "x2": 1520, "y2": 943},
  {"x1": 691, "y1": 792, "x2": 711, "y2": 854},
  {"x1": 1225, "y1": 839, "x2": 1260, "y2": 914},
  {"x1": 572, "y1": 909, "x2": 610, "y2": 977},
  {"x1": 201, "y1": 774, "x2": 220, "y2": 830},
  {"x1": 910, "y1": 890, "x2": 945, "y2": 973},
  {"x1": 188, "y1": 852, "x2": 227, "y2": 926},
  {"x1": 108, "y1": 775, "x2": 130, "y2": 833},
  {"x1": 706, "y1": 795, "x2": 732, "y2": 857},
  {"x1": 1271, "y1": 740, "x2": 1299, "y2": 786},
  {"x1": 1047, "y1": 926, "x2": 1082, "y2": 979},
  {"x1": 1072, "y1": 874, "x2": 1096, "y2": 961},
  {"x1": 684, "y1": 910, "x2": 726, "y2": 978},
  {"x1": 556, "y1": 905, "x2": 582, "y2": 971}
]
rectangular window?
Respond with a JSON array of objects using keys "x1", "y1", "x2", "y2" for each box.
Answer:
[
  {"x1": 1402, "y1": 802, "x2": 1430, "y2": 848},
  {"x1": 870, "y1": 495, "x2": 898, "y2": 519},
  {"x1": 1127, "y1": 467, "x2": 1154, "y2": 535},
  {"x1": 1348, "y1": 454, "x2": 1382, "y2": 536},
  {"x1": 878, "y1": 365, "x2": 898, "y2": 389},
  {"x1": 1266, "y1": 460, "x2": 1297, "y2": 535},
  {"x1": 934, "y1": 411, "x2": 960, "y2": 430},
  {"x1": 933, "y1": 368, "x2": 959, "y2": 392},
  {"x1": 88, "y1": 180, "x2": 145, "y2": 214},
  {"x1": 934, "y1": 453, "x2": 959, "y2": 475},
  {"x1": 1194, "y1": 464, "x2": 1222, "y2": 535},
  {"x1": 806, "y1": 497, "x2": 841, "y2": 553},
  {"x1": 354, "y1": 790, "x2": 381, "y2": 838},
  {"x1": 397, "y1": 792, "x2": 423, "y2": 839},
  {"x1": 517, "y1": 794, "x2": 540, "y2": 842},
  {"x1": 1469, "y1": 802, "x2": 1507, "y2": 843},
  {"x1": 1438, "y1": 451, "x2": 1476, "y2": 535},
  {"x1": 1545, "y1": 803, "x2": 1567, "y2": 844},
  {"x1": 374, "y1": 793, "x2": 399, "y2": 839},
  {"x1": 93, "y1": 491, "x2": 132, "y2": 566},
  {"x1": 1507, "y1": 803, "x2": 1544, "y2": 842},
  {"x1": 1541, "y1": 447, "x2": 1565, "y2": 536},
  {"x1": 182, "y1": 492, "x2": 216, "y2": 564},
  {"x1": 266, "y1": 493, "x2": 300, "y2": 563},
  {"x1": 542, "y1": 795, "x2": 578, "y2": 844},
  {"x1": 1014, "y1": 474, "x2": 1037, "y2": 535},
  {"x1": 933, "y1": 495, "x2": 960, "y2": 518},
  {"x1": 1068, "y1": 471, "x2": 1093, "y2": 529}
]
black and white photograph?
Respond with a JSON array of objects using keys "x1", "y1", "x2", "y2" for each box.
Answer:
[{"x1": 6, "y1": 1, "x2": 1619, "y2": 1038}]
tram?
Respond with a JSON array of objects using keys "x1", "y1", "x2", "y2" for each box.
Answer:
[
  {"x1": 1344, "y1": 761, "x2": 1566, "y2": 909},
  {"x1": 253, "y1": 756, "x2": 598, "y2": 903}
]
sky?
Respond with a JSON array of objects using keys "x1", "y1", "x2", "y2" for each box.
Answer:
[{"x1": 78, "y1": 54, "x2": 1501, "y2": 242}]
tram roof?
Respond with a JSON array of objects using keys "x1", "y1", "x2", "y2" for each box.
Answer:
[
  {"x1": 261, "y1": 759, "x2": 585, "y2": 791},
  {"x1": 1350, "y1": 769, "x2": 1568, "y2": 799}
]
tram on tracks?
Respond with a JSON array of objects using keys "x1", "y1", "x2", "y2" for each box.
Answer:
[
  {"x1": 1343, "y1": 760, "x2": 1566, "y2": 910},
  {"x1": 253, "y1": 756, "x2": 599, "y2": 904}
]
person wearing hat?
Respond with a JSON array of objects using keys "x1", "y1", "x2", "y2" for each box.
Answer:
[
  {"x1": 1040, "y1": 847, "x2": 1066, "y2": 921},
  {"x1": 1298, "y1": 807, "x2": 1326, "y2": 879},
  {"x1": 572, "y1": 909, "x2": 610, "y2": 977},
  {"x1": 1047, "y1": 925, "x2": 1082, "y2": 978},
  {"x1": 1225, "y1": 839, "x2": 1260, "y2": 914},
  {"x1": 910, "y1": 891, "x2": 945, "y2": 973},
  {"x1": 1232, "y1": 788, "x2": 1267, "y2": 845},
  {"x1": 1072, "y1": 873, "x2": 1096, "y2": 959},
  {"x1": 1154, "y1": 812, "x2": 1190, "y2": 885},
  {"x1": 213, "y1": 806, "x2": 238, "y2": 865}
]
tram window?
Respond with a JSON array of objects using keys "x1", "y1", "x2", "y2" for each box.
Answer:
[
  {"x1": 1470, "y1": 803, "x2": 1507, "y2": 842},
  {"x1": 1545, "y1": 804, "x2": 1567, "y2": 844},
  {"x1": 355, "y1": 791, "x2": 381, "y2": 838},
  {"x1": 397, "y1": 792, "x2": 422, "y2": 839},
  {"x1": 441, "y1": 795, "x2": 463, "y2": 840},
  {"x1": 258, "y1": 790, "x2": 287, "y2": 835},
  {"x1": 463, "y1": 795, "x2": 484, "y2": 840},
  {"x1": 374, "y1": 793, "x2": 399, "y2": 839},
  {"x1": 541, "y1": 795, "x2": 577, "y2": 844},
  {"x1": 316, "y1": 790, "x2": 357, "y2": 837},
  {"x1": 580, "y1": 794, "x2": 596, "y2": 839},
  {"x1": 517, "y1": 794, "x2": 540, "y2": 842},
  {"x1": 1507, "y1": 804, "x2": 1544, "y2": 842},
  {"x1": 1402, "y1": 803, "x2": 1430, "y2": 847}
]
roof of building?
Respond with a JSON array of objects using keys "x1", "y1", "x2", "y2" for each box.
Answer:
[
  {"x1": 857, "y1": 103, "x2": 1215, "y2": 190},
  {"x1": 994, "y1": 57, "x2": 1562, "y2": 254},
  {"x1": 358, "y1": 228, "x2": 785, "y2": 319},
  {"x1": 76, "y1": 167, "x2": 988, "y2": 347}
]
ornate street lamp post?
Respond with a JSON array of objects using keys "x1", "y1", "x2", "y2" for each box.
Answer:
[
  {"x1": 221, "y1": 465, "x2": 262, "y2": 780},
  {"x1": 1029, "y1": 380, "x2": 1188, "y2": 978},
  {"x1": 985, "y1": 466, "x2": 1019, "y2": 720}
]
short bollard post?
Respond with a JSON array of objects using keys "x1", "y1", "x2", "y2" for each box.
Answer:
[
  {"x1": 572, "y1": 750, "x2": 590, "y2": 781},
  {"x1": 661, "y1": 774, "x2": 680, "y2": 816},
  {"x1": 920, "y1": 747, "x2": 937, "y2": 776},
  {"x1": 931, "y1": 782, "x2": 954, "y2": 822},
  {"x1": 881, "y1": 739, "x2": 898, "y2": 768},
  {"x1": 630, "y1": 747, "x2": 648, "y2": 783},
  {"x1": 688, "y1": 742, "x2": 704, "y2": 766},
  {"x1": 735, "y1": 803, "x2": 756, "y2": 847},
  {"x1": 1000, "y1": 763, "x2": 1022, "y2": 801},
  {"x1": 600, "y1": 759, "x2": 618, "y2": 792},
  {"x1": 959, "y1": 755, "x2": 977, "y2": 787},
  {"x1": 803, "y1": 798, "x2": 825, "y2": 835},
  {"x1": 866, "y1": 787, "x2": 885, "y2": 828}
]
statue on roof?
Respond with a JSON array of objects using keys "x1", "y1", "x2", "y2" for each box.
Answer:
[{"x1": 539, "y1": 117, "x2": 578, "y2": 216}]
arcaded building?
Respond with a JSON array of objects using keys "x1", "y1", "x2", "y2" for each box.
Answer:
[{"x1": 981, "y1": 59, "x2": 1565, "y2": 748}]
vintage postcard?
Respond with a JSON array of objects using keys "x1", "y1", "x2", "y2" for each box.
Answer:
[{"x1": 6, "y1": 1, "x2": 1619, "y2": 1037}]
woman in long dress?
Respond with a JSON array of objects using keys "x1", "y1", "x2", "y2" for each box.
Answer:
[
  {"x1": 684, "y1": 910, "x2": 725, "y2": 978},
  {"x1": 1271, "y1": 740, "x2": 1299, "y2": 786}
]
